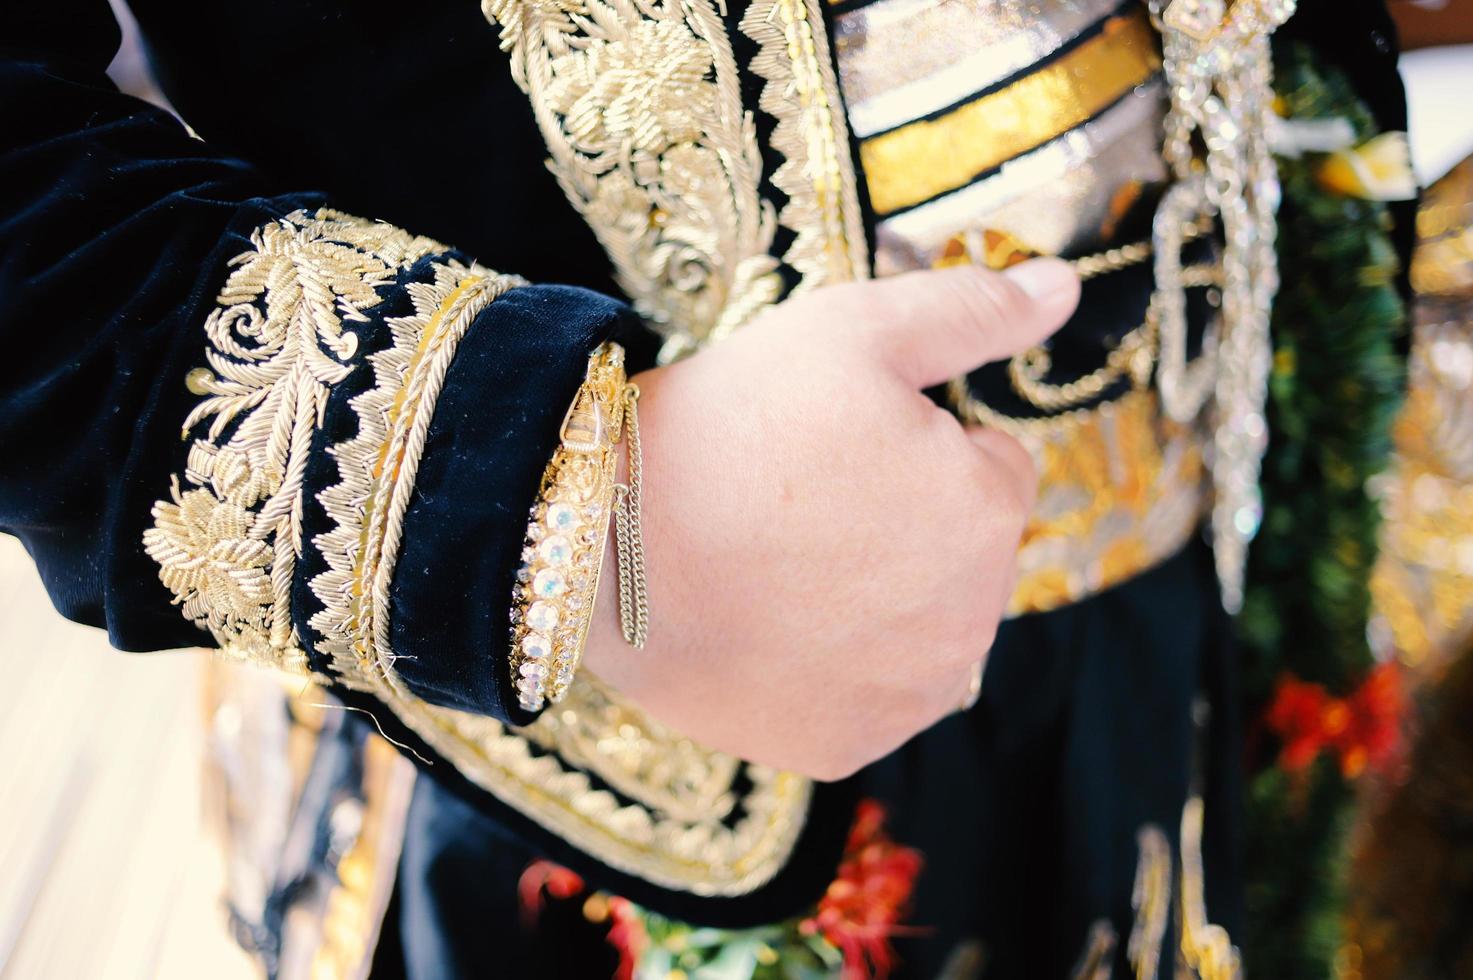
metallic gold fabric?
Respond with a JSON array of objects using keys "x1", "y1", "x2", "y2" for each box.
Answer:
[
  {"x1": 829, "y1": 0, "x2": 1195, "y2": 613},
  {"x1": 1371, "y1": 158, "x2": 1473, "y2": 673},
  {"x1": 1006, "y1": 390, "x2": 1207, "y2": 617},
  {"x1": 858, "y1": 8, "x2": 1162, "y2": 216},
  {"x1": 874, "y1": 81, "x2": 1168, "y2": 273},
  {"x1": 833, "y1": 0, "x2": 1126, "y2": 138}
]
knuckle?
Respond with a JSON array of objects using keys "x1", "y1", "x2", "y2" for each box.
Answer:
[{"x1": 947, "y1": 266, "x2": 1028, "y2": 328}]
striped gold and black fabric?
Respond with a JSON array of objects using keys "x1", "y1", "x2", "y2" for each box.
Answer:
[
  {"x1": 832, "y1": 0, "x2": 1217, "y2": 616},
  {"x1": 832, "y1": 0, "x2": 1171, "y2": 274}
]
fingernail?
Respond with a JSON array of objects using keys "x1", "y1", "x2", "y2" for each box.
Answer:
[{"x1": 1004, "y1": 257, "x2": 1078, "y2": 301}]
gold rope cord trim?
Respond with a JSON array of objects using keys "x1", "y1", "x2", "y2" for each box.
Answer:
[
  {"x1": 480, "y1": 0, "x2": 783, "y2": 350},
  {"x1": 311, "y1": 265, "x2": 517, "y2": 679},
  {"x1": 859, "y1": 8, "x2": 1161, "y2": 216},
  {"x1": 740, "y1": 0, "x2": 870, "y2": 303}
]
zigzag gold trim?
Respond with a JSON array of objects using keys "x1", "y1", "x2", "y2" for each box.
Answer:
[
  {"x1": 739, "y1": 0, "x2": 870, "y2": 303},
  {"x1": 481, "y1": 0, "x2": 784, "y2": 351},
  {"x1": 151, "y1": 207, "x2": 807, "y2": 895},
  {"x1": 310, "y1": 263, "x2": 519, "y2": 681}
]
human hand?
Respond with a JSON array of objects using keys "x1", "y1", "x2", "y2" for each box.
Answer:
[{"x1": 582, "y1": 259, "x2": 1080, "y2": 780}]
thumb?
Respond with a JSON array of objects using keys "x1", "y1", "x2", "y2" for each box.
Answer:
[{"x1": 858, "y1": 258, "x2": 1080, "y2": 389}]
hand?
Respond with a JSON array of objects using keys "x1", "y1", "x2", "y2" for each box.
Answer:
[{"x1": 582, "y1": 259, "x2": 1080, "y2": 780}]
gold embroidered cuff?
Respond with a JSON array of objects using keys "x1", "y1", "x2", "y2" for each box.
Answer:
[{"x1": 509, "y1": 343, "x2": 629, "y2": 712}]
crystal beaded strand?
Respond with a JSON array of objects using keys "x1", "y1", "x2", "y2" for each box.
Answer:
[{"x1": 1148, "y1": 0, "x2": 1295, "y2": 613}]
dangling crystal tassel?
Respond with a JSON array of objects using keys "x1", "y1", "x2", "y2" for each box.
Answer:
[{"x1": 1149, "y1": 0, "x2": 1296, "y2": 613}]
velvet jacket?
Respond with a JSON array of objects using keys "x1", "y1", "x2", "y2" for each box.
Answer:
[{"x1": 0, "y1": 0, "x2": 1411, "y2": 939}]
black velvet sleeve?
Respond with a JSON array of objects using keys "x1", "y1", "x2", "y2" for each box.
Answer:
[{"x1": 0, "y1": 1, "x2": 633, "y2": 724}]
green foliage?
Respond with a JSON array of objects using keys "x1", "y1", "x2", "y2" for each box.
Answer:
[
  {"x1": 632, "y1": 907, "x2": 843, "y2": 979},
  {"x1": 1238, "y1": 43, "x2": 1409, "y2": 977}
]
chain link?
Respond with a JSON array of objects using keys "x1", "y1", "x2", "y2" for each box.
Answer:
[{"x1": 613, "y1": 383, "x2": 649, "y2": 648}]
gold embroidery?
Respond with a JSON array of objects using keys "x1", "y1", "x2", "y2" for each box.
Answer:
[
  {"x1": 481, "y1": 0, "x2": 783, "y2": 351},
  {"x1": 1129, "y1": 824, "x2": 1171, "y2": 980},
  {"x1": 151, "y1": 209, "x2": 808, "y2": 895},
  {"x1": 359, "y1": 678, "x2": 811, "y2": 894},
  {"x1": 472, "y1": 0, "x2": 882, "y2": 890},
  {"x1": 144, "y1": 209, "x2": 450, "y2": 674},
  {"x1": 1177, "y1": 797, "x2": 1242, "y2": 980},
  {"x1": 310, "y1": 263, "x2": 518, "y2": 681},
  {"x1": 521, "y1": 675, "x2": 742, "y2": 823},
  {"x1": 739, "y1": 0, "x2": 869, "y2": 298},
  {"x1": 1067, "y1": 807, "x2": 1240, "y2": 980},
  {"x1": 948, "y1": 389, "x2": 1208, "y2": 618},
  {"x1": 859, "y1": 9, "x2": 1162, "y2": 216}
]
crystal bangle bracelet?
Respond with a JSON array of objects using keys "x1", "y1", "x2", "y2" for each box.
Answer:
[{"x1": 508, "y1": 343, "x2": 629, "y2": 712}]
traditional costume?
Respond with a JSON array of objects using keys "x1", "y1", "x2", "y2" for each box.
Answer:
[{"x1": 0, "y1": 1, "x2": 1425, "y2": 976}]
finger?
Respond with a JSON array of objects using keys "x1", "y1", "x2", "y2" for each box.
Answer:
[
  {"x1": 958, "y1": 660, "x2": 984, "y2": 713},
  {"x1": 967, "y1": 426, "x2": 1039, "y2": 514},
  {"x1": 859, "y1": 258, "x2": 1080, "y2": 388}
]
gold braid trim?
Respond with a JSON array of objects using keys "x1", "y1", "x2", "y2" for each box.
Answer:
[
  {"x1": 739, "y1": 0, "x2": 869, "y2": 301},
  {"x1": 310, "y1": 262, "x2": 519, "y2": 681},
  {"x1": 481, "y1": 0, "x2": 783, "y2": 353}
]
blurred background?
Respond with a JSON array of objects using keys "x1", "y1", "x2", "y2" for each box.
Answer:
[{"x1": 0, "y1": 535, "x2": 255, "y2": 979}]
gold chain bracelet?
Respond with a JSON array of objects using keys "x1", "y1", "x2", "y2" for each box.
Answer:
[{"x1": 612, "y1": 384, "x2": 649, "y2": 649}]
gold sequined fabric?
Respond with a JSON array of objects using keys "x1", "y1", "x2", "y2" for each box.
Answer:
[
  {"x1": 830, "y1": 0, "x2": 1208, "y2": 613},
  {"x1": 1371, "y1": 157, "x2": 1473, "y2": 674}
]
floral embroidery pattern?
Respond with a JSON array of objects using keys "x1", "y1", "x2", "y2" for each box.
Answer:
[
  {"x1": 483, "y1": 0, "x2": 782, "y2": 352},
  {"x1": 144, "y1": 208, "x2": 448, "y2": 671}
]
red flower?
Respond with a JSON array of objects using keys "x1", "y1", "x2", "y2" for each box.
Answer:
[
  {"x1": 1263, "y1": 665, "x2": 1405, "y2": 779},
  {"x1": 517, "y1": 859, "x2": 586, "y2": 929},
  {"x1": 604, "y1": 896, "x2": 646, "y2": 980},
  {"x1": 1335, "y1": 662, "x2": 1404, "y2": 778},
  {"x1": 800, "y1": 800, "x2": 924, "y2": 980},
  {"x1": 1265, "y1": 674, "x2": 1333, "y2": 772}
]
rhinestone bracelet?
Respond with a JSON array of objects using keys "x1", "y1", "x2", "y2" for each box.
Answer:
[{"x1": 509, "y1": 343, "x2": 642, "y2": 712}]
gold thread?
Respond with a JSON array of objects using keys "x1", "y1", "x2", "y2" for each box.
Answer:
[
  {"x1": 481, "y1": 0, "x2": 783, "y2": 349},
  {"x1": 144, "y1": 208, "x2": 451, "y2": 675},
  {"x1": 740, "y1": 0, "x2": 870, "y2": 301}
]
